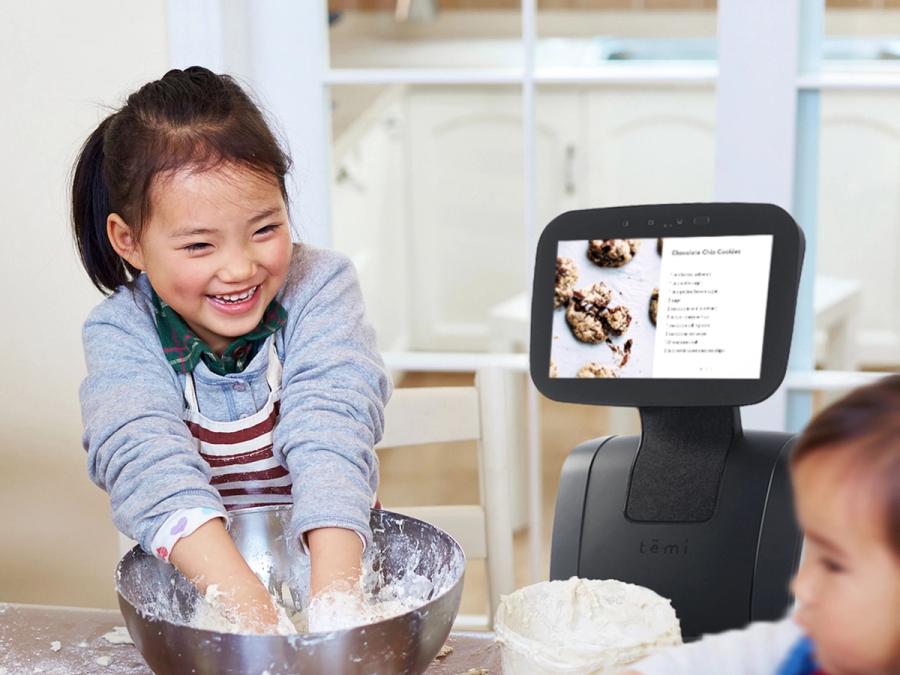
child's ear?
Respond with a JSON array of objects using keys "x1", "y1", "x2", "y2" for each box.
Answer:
[{"x1": 107, "y1": 213, "x2": 145, "y2": 271}]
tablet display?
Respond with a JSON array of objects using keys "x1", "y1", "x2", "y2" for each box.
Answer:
[
  {"x1": 530, "y1": 203, "x2": 804, "y2": 407},
  {"x1": 551, "y1": 235, "x2": 773, "y2": 380}
]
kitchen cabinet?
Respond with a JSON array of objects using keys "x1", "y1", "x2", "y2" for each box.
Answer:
[
  {"x1": 401, "y1": 85, "x2": 715, "y2": 351},
  {"x1": 331, "y1": 90, "x2": 411, "y2": 353},
  {"x1": 404, "y1": 86, "x2": 579, "y2": 350},
  {"x1": 330, "y1": 83, "x2": 900, "y2": 366},
  {"x1": 817, "y1": 90, "x2": 900, "y2": 367},
  {"x1": 584, "y1": 87, "x2": 716, "y2": 207}
]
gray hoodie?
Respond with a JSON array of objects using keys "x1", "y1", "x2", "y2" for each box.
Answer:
[{"x1": 79, "y1": 244, "x2": 391, "y2": 554}]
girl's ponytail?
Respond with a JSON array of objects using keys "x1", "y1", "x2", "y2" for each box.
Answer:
[{"x1": 71, "y1": 115, "x2": 139, "y2": 295}]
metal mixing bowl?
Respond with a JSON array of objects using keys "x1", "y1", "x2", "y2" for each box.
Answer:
[{"x1": 116, "y1": 507, "x2": 465, "y2": 675}]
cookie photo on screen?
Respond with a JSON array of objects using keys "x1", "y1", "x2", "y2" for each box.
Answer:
[
  {"x1": 587, "y1": 239, "x2": 640, "y2": 268},
  {"x1": 552, "y1": 238, "x2": 661, "y2": 378},
  {"x1": 555, "y1": 256, "x2": 578, "y2": 308}
]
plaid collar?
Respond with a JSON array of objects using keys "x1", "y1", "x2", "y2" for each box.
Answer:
[{"x1": 151, "y1": 288, "x2": 286, "y2": 376}]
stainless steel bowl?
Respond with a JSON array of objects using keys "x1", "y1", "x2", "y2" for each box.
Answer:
[{"x1": 116, "y1": 507, "x2": 465, "y2": 674}]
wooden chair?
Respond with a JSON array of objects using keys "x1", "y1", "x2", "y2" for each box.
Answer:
[{"x1": 376, "y1": 366, "x2": 516, "y2": 630}]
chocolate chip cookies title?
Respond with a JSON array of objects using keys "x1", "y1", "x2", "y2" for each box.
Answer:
[{"x1": 670, "y1": 247, "x2": 741, "y2": 256}]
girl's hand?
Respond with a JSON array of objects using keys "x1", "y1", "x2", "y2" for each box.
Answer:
[
  {"x1": 306, "y1": 527, "x2": 366, "y2": 632},
  {"x1": 169, "y1": 518, "x2": 289, "y2": 634},
  {"x1": 306, "y1": 527, "x2": 364, "y2": 597}
]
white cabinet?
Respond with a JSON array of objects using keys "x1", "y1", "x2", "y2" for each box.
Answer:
[
  {"x1": 331, "y1": 91, "x2": 410, "y2": 353},
  {"x1": 405, "y1": 87, "x2": 579, "y2": 351},
  {"x1": 585, "y1": 88, "x2": 716, "y2": 207},
  {"x1": 334, "y1": 85, "x2": 717, "y2": 353},
  {"x1": 330, "y1": 83, "x2": 900, "y2": 366},
  {"x1": 401, "y1": 86, "x2": 715, "y2": 351},
  {"x1": 818, "y1": 90, "x2": 900, "y2": 367}
]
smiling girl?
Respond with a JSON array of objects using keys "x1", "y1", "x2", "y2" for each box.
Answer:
[{"x1": 70, "y1": 67, "x2": 391, "y2": 632}]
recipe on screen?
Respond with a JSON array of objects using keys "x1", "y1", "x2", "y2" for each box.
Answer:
[{"x1": 551, "y1": 235, "x2": 773, "y2": 379}]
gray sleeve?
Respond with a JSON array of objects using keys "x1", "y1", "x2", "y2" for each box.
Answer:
[
  {"x1": 273, "y1": 247, "x2": 392, "y2": 552},
  {"x1": 80, "y1": 296, "x2": 226, "y2": 553},
  {"x1": 628, "y1": 617, "x2": 803, "y2": 675}
]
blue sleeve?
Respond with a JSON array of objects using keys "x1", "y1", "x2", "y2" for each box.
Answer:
[
  {"x1": 776, "y1": 637, "x2": 819, "y2": 675},
  {"x1": 79, "y1": 288, "x2": 226, "y2": 553},
  {"x1": 272, "y1": 247, "x2": 392, "y2": 552}
]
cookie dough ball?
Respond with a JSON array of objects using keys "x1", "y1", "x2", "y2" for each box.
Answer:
[
  {"x1": 554, "y1": 256, "x2": 578, "y2": 308},
  {"x1": 566, "y1": 304, "x2": 607, "y2": 343},
  {"x1": 603, "y1": 305, "x2": 632, "y2": 335},
  {"x1": 576, "y1": 363, "x2": 618, "y2": 379},
  {"x1": 574, "y1": 282, "x2": 613, "y2": 311},
  {"x1": 649, "y1": 287, "x2": 659, "y2": 326},
  {"x1": 549, "y1": 359, "x2": 558, "y2": 378},
  {"x1": 587, "y1": 239, "x2": 640, "y2": 267},
  {"x1": 565, "y1": 283, "x2": 613, "y2": 343}
]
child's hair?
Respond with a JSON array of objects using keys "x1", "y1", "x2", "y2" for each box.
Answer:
[
  {"x1": 70, "y1": 66, "x2": 293, "y2": 295},
  {"x1": 791, "y1": 374, "x2": 900, "y2": 555}
]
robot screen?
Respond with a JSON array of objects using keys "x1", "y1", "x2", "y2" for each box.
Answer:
[{"x1": 551, "y1": 235, "x2": 773, "y2": 380}]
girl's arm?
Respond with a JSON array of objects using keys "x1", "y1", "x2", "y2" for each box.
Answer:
[
  {"x1": 273, "y1": 247, "x2": 392, "y2": 569},
  {"x1": 169, "y1": 519, "x2": 283, "y2": 632},
  {"x1": 81, "y1": 293, "x2": 225, "y2": 554},
  {"x1": 307, "y1": 527, "x2": 364, "y2": 595},
  {"x1": 80, "y1": 290, "x2": 280, "y2": 632}
]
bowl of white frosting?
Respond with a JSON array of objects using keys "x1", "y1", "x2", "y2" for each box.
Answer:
[{"x1": 494, "y1": 577, "x2": 682, "y2": 674}]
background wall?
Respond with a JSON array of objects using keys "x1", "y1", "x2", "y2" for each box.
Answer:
[{"x1": 0, "y1": 1, "x2": 169, "y2": 609}]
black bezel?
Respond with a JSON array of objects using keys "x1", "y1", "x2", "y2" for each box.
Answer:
[{"x1": 530, "y1": 203, "x2": 805, "y2": 408}]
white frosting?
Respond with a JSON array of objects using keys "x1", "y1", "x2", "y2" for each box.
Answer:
[
  {"x1": 189, "y1": 571, "x2": 431, "y2": 635},
  {"x1": 495, "y1": 577, "x2": 682, "y2": 674},
  {"x1": 190, "y1": 584, "x2": 298, "y2": 636},
  {"x1": 307, "y1": 588, "x2": 410, "y2": 633}
]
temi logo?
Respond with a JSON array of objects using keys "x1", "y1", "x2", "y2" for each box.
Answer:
[{"x1": 639, "y1": 538, "x2": 689, "y2": 556}]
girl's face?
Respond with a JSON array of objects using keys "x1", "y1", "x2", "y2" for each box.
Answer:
[
  {"x1": 790, "y1": 449, "x2": 900, "y2": 675},
  {"x1": 109, "y1": 164, "x2": 293, "y2": 354}
]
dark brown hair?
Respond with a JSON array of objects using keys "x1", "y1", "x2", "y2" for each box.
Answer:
[
  {"x1": 792, "y1": 374, "x2": 900, "y2": 554},
  {"x1": 70, "y1": 66, "x2": 293, "y2": 294}
]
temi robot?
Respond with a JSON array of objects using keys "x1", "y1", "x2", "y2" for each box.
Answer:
[{"x1": 530, "y1": 203, "x2": 805, "y2": 640}]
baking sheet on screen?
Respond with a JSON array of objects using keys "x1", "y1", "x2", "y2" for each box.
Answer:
[{"x1": 551, "y1": 239, "x2": 661, "y2": 379}]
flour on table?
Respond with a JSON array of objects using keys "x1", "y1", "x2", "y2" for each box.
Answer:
[
  {"x1": 102, "y1": 626, "x2": 133, "y2": 645},
  {"x1": 436, "y1": 644, "x2": 454, "y2": 659}
]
